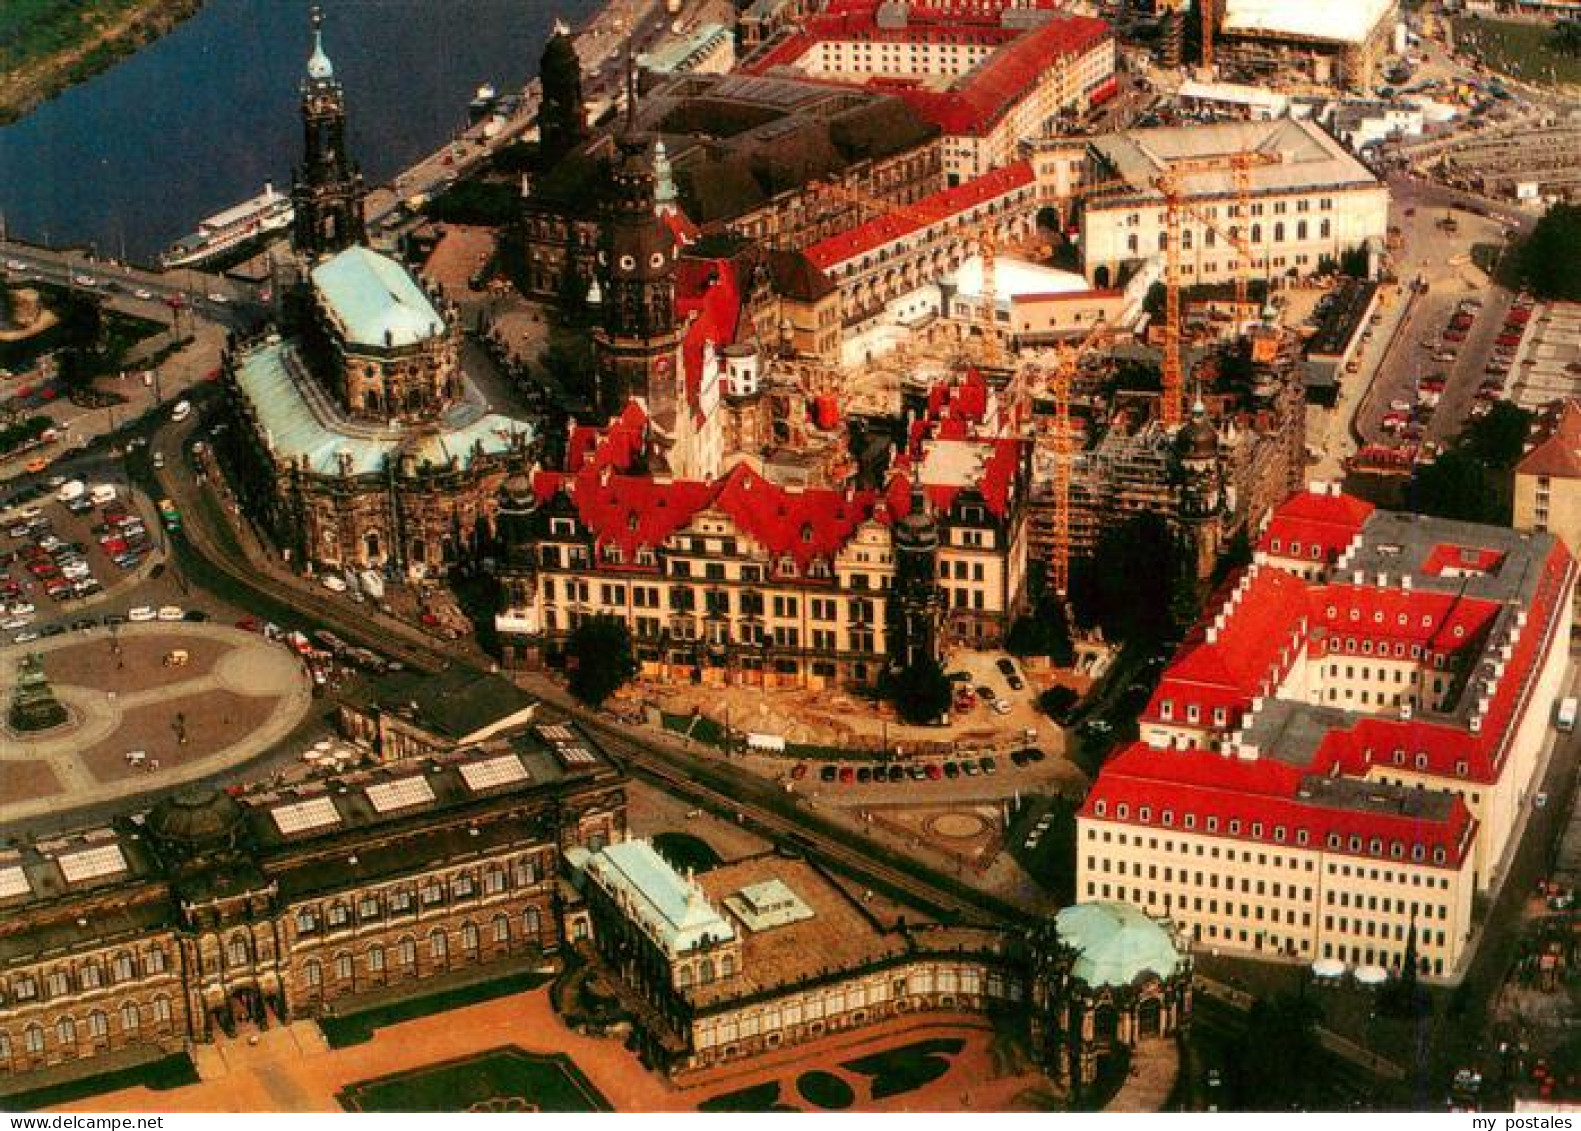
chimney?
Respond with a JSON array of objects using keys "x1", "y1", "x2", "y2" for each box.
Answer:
[
  {"x1": 1402, "y1": 575, "x2": 1412, "y2": 591},
  {"x1": 1354, "y1": 570, "x2": 1364, "y2": 584},
  {"x1": 1377, "y1": 571, "x2": 1387, "y2": 587}
]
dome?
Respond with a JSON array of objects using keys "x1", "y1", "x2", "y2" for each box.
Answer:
[
  {"x1": 306, "y1": 7, "x2": 335, "y2": 82},
  {"x1": 1055, "y1": 901, "x2": 1186, "y2": 989},
  {"x1": 146, "y1": 788, "x2": 246, "y2": 855}
]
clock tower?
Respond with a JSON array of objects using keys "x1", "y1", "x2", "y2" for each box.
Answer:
[
  {"x1": 291, "y1": 5, "x2": 367, "y2": 260},
  {"x1": 591, "y1": 109, "x2": 684, "y2": 419}
]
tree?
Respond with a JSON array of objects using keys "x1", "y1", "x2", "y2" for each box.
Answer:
[
  {"x1": 1339, "y1": 243, "x2": 1370, "y2": 280},
  {"x1": 1552, "y1": 19, "x2": 1581, "y2": 58},
  {"x1": 1039, "y1": 685, "x2": 1080, "y2": 723},
  {"x1": 564, "y1": 615, "x2": 637, "y2": 707},
  {"x1": 1224, "y1": 992, "x2": 1325, "y2": 1110},
  {"x1": 1519, "y1": 203, "x2": 1581, "y2": 301},
  {"x1": 1413, "y1": 448, "x2": 1503, "y2": 524},
  {"x1": 888, "y1": 657, "x2": 952, "y2": 725},
  {"x1": 1068, "y1": 512, "x2": 1179, "y2": 645},
  {"x1": 1463, "y1": 400, "x2": 1534, "y2": 469}
]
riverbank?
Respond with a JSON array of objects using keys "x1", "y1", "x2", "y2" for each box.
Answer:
[{"x1": 0, "y1": 0, "x2": 204, "y2": 125}]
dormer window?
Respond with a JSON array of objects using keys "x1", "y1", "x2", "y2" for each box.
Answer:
[
  {"x1": 1433, "y1": 847, "x2": 1446, "y2": 864},
  {"x1": 1274, "y1": 825, "x2": 1286, "y2": 842},
  {"x1": 1369, "y1": 837, "x2": 1382, "y2": 855},
  {"x1": 1160, "y1": 700, "x2": 1174, "y2": 721},
  {"x1": 1139, "y1": 806, "x2": 1151, "y2": 822},
  {"x1": 1272, "y1": 539, "x2": 1282, "y2": 552},
  {"x1": 1117, "y1": 803, "x2": 1129, "y2": 819},
  {"x1": 1297, "y1": 829, "x2": 1309, "y2": 846},
  {"x1": 1291, "y1": 541, "x2": 1302, "y2": 556},
  {"x1": 801, "y1": 523, "x2": 814, "y2": 544},
  {"x1": 1206, "y1": 816, "x2": 1219, "y2": 832},
  {"x1": 1184, "y1": 814, "x2": 1197, "y2": 829},
  {"x1": 1412, "y1": 844, "x2": 1425, "y2": 861},
  {"x1": 1229, "y1": 819, "x2": 1242, "y2": 835},
  {"x1": 1415, "y1": 752, "x2": 1428, "y2": 770},
  {"x1": 1094, "y1": 801, "x2": 1107, "y2": 817},
  {"x1": 1310, "y1": 545, "x2": 1321, "y2": 560},
  {"x1": 1186, "y1": 704, "x2": 1200, "y2": 723}
]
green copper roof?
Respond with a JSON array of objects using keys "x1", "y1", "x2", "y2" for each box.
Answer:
[
  {"x1": 311, "y1": 246, "x2": 444, "y2": 349},
  {"x1": 1056, "y1": 901, "x2": 1186, "y2": 989}
]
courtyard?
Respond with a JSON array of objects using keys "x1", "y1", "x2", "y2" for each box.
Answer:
[{"x1": 54, "y1": 983, "x2": 1055, "y2": 1114}]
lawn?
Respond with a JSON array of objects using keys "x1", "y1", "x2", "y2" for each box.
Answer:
[
  {"x1": 652, "y1": 831, "x2": 723, "y2": 874},
  {"x1": 1457, "y1": 18, "x2": 1581, "y2": 87},
  {"x1": 0, "y1": 1053, "x2": 197, "y2": 1112},
  {"x1": 842, "y1": 1037, "x2": 965, "y2": 1101},
  {"x1": 319, "y1": 969, "x2": 552, "y2": 1049},
  {"x1": 698, "y1": 1080, "x2": 798, "y2": 1112},
  {"x1": 1005, "y1": 795, "x2": 1077, "y2": 903},
  {"x1": 796, "y1": 1070, "x2": 855, "y2": 1109},
  {"x1": 338, "y1": 1046, "x2": 611, "y2": 1113}
]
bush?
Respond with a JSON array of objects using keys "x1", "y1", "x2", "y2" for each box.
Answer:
[
  {"x1": 1039, "y1": 685, "x2": 1080, "y2": 722},
  {"x1": 564, "y1": 615, "x2": 638, "y2": 706},
  {"x1": 888, "y1": 657, "x2": 952, "y2": 725}
]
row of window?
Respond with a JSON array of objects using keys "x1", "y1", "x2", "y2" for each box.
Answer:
[
  {"x1": 1086, "y1": 819, "x2": 1453, "y2": 866},
  {"x1": 294, "y1": 858, "x2": 539, "y2": 936},
  {"x1": 0, "y1": 999, "x2": 174, "y2": 1062},
  {"x1": 2, "y1": 949, "x2": 169, "y2": 1005},
  {"x1": 1124, "y1": 218, "x2": 1334, "y2": 256},
  {"x1": 301, "y1": 911, "x2": 541, "y2": 988}
]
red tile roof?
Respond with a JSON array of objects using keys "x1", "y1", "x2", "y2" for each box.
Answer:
[
  {"x1": 675, "y1": 256, "x2": 745, "y2": 421},
  {"x1": 1081, "y1": 742, "x2": 1477, "y2": 868},
  {"x1": 747, "y1": 6, "x2": 1111, "y2": 137},
  {"x1": 803, "y1": 159, "x2": 1034, "y2": 272},
  {"x1": 1517, "y1": 398, "x2": 1581, "y2": 480},
  {"x1": 564, "y1": 401, "x2": 649, "y2": 475},
  {"x1": 1420, "y1": 542, "x2": 1507, "y2": 577},
  {"x1": 1256, "y1": 484, "x2": 1373, "y2": 561}
]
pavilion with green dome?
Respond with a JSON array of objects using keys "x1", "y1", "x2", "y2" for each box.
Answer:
[{"x1": 1029, "y1": 901, "x2": 1193, "y2": 1088}]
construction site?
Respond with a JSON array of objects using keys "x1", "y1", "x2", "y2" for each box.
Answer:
[{"x1": 1433, "y1": 118, "x2": 1581, "y2": 203}]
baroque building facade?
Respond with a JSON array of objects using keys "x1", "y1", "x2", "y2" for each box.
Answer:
[{"x1": 0, "y1": 730, "x2": 624, "y2": 1079}]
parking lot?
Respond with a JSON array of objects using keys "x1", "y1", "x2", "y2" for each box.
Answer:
[
  {"x1": 0, "y1": 475, "x2": 166, "y2": 644},
  {"x1": 1506, "y1": 301, "x2": 1581, "y2": 412}
]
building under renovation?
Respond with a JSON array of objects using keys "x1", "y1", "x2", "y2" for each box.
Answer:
[{"x1": 1213, "y1": 0, "x2": 1399, "y2": 91}]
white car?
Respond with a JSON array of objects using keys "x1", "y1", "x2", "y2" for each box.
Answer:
[
  {"x1": 321, "y1": 575, "x2": 348, "y2": 593},
  {"x1": 13, "y1": 630, "x2": 39, "y2": 644},
  {"x1": 73, "y1": 274, "x2": 99, "y2": 287},
  {"x1": 134, "y1": 288, "x2": 153, "y2": 300},
  {"x1": 207, "y1": 292, "x2": 228, "y2": 304},
  {"x1": 127, "y1": 606, "x2": 156, "y2": 622},
  {"x1": 61, "y1": 562, "x2": 90, "y2": 580},
  {"x1": 0, "y1": 616, "x2": 29, "y2": 630},
  {"x1": 992, "y1": 699, "x2": 1012, "y2": 716},
  {"x1": 10, "y1": 602, "x2": 35, "y2": 617},
  {"x1": 5, "y1": 260, "x2": 26, "y2": 271},
  {"x1": 156, "y1": 606, "x2": 184, "y2": 622}
]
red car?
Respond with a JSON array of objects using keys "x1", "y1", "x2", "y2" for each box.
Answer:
[
  {"x1": 235, "y1": 617, "x2": 259, "y2": 632},
  {"x1": 839, "y1": 766, "x2": 855, "y2": 784},
  {"x1": 925, "y1": 763, "x2": 943, "y2": 780}
]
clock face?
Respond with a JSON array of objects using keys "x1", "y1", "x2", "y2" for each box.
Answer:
[
  {"x1": 650, "y1": 252, "x2": 666, "y2": 270},
  {"x1": 619, "y1": 254, "x2": 636, "y2": 272}
]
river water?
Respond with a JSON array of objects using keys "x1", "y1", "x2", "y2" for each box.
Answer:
[{"x1": 0, "y1": 0, "x2": 597, "y2": 265}]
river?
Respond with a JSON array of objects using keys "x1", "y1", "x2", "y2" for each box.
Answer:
[{"x1": 0, "y1": 0, "x2": 598, "y2": 265}]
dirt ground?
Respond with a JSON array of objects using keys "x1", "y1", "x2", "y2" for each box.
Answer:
[
  {"x1": 79, "y1": 689, "x2": 269, "y2": 783},
  {"x1": 59, "y1": 987, "x2": 1054, "y2": 1114},
  {"x1": 0, "y1": 759, "x2": 60, "y2": 801},
  {"x1": 44, "y1": 633, "x2": 226, "y2": 693}
]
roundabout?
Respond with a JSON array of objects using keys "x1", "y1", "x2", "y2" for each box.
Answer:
[{"x1": 0, "y1": 623, "x2": 311, "y2": 823}]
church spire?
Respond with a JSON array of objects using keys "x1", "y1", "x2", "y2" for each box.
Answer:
[{"x1": 306, "y1": 4, "x2": 335, "y2": 83}]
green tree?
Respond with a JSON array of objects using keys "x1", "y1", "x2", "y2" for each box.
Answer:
[
  {"x1": 889, "y1": 657, "x2": 952, "y2": 725},
  {"x1": 1413, "y1": 448, "x2": 1503, "y2": 524},
  {"x1": 1339, "y1": 243, "x2": 1370, "y2": 279},
  {"x1": 1225, "y1": 992, "x2": 1325, "y2": 1110},
  {"x1": 564, "y1": 615, "x2": 638, "y2": 707},
  {"x1": 1519, "y1": 203, "x2": 1581, "y2": 301},
  {"x1": 1553, "y1": 19, "x2": 1581, "y2": 58},
  {"x1": 1463, "y1": 399, "x2": 1534, "y2": 468},
  {"x1": 1068, "y1": 512, "x2": 1179, "y2": 645}
]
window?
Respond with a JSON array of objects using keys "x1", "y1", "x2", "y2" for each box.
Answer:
[
  {"x1": 227, "y1": 936, "x2": 250, "y2": 967},
  {"x1": 296, "y1": 909, "x2": 319, "y2": 934},
  {"x1": 25, "y1": 1025, "x2": 44, "y2": 1054},
  {"x1": 55, "y1": 1016, "x2": 76, "y2": 1048},
  {"x1": 484, "y1": 869, "x2": 506, "y2": 895},
  {"x1": 398, "y1": 937, "x2": 417, "y2": 968},
  {"x1": 453, "y1": 874, "x2": 475, "y2": 899},
  {"x1": 368, "y1": 945, "x2": 386, "y2": 973},
  {"x1": 304, "y1": 959, "x2": 323, "y2": 988},
  {"x1": 80, "y1": 963, "x2": 102, "y2": 990},
  {"x1": 326, "y1": 903, "x2": 350, "y2": 928},
  {"x1": 112, "y1": 954, "x2": 134, "y2": 983},
  {"x1": 389, "y1": 889, "x2": 413, "y2": 913},
  {"x1": 335, "y1": 953, "x2": 354, "y2": 981},
  {"x1": 492, "y1": 914, "x2": 511, "y2": 944},
  {"x1": 120, "y1": 1003, "x2": 139, "y2": 1034},
  {"x1": 429, "y1": 929, "x2": 448, "y2": 961},
  {"x1": 87, "y1": 1011, "x2": 108, "y2": 1040},
  {"x1": 46, "y1": 971, "x2": 70, "y2": 997},
  {"x1": 462, "y1": 922, "x2": 480, "y2": 953},
  {"x1": 152, "y1": 996, "x2": 172, "y2": 1025},
  {"x1": 524, "y1": 907, "x2": 543, "y2": 937}
]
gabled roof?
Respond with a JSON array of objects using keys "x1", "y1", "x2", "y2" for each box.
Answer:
[
  {"x1": 1257, "y1": 482, "x2": 1373, "y2": 560},
  {"x1": 676, "y1": 255, "x2": 746, "y2": 418},
  {"x1": 1518, "y1": 398, "x2": 1581, "y2": 480}
]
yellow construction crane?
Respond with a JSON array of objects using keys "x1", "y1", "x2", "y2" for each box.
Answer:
[
  {"x1": 1040, "y1": 317, "x2": 1111, "y2": 596},
  {"x1": 812, "y1": 179, "x2": 1007, "y2": 366}
]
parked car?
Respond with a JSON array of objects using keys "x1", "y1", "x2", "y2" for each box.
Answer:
[{"x1": 127, "y1": 605, "x2": 156, "y2": 622}]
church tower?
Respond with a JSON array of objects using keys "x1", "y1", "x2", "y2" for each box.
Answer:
[
  {"x1": 592, "y1": 80, "x2": 683, "y2": 419},
  {"x1": 538, "y1": 20, "x2": 588, "y2": 170},
  {"x1": 1174, "y1": 398, "x2": 1225, "y2": 580},
  {"x1": 291, "y1": 5, "x2": 367, "y2": 260},
  {"x1": 889, "y1": 473, "x2": 945, "y2": 671}
]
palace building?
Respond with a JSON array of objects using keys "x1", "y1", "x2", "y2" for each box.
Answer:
[
  {"x1": 568, "y1": 838, "x2": 1191, "y2": 1080},
  {"x1": 1077, "y1": 485, "x2": 1575, "y2": 977},
  {"x1": 0, "y1": 725, "x2": 624, "y2": 1080},
  {"x1": 219, "y1": 13, "x2": 537, "y2": 584},
  {"x1": 742, "y1": 0, "x2": 1117, "y2": 185},
  {"x1": 493, "y1": 365, "x2": 1029, "y2": 685},
  {"x1": 1075, "y1": 118, "x2": 1389, "y2": 290}
]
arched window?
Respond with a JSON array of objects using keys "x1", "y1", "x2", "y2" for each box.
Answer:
[
  {"x1": 365, "y1": 532, "x2": 383, "y2": 560},
  {"x1": 335, "y1": 953, "x2": 354, "y2": 982},
  {"x1": 227, "y1": 935, "x2": 251, "y2": 967},
  {"x1": 461, "y1": 922, "x2": 480, "y2": 954},
  {"x1": 304, "y1": 959, "x2": 323, "y2": 988},
  {"x1": 152, "y1": 996, "x2": 172, "y2": 1025},
  {"x1": 1297, "y1": 219, "x2": 1308, "y2": 240},
  {"x1": 120, "y1": 1002, "x2": 140, "y2": 1034},
  {"x1": 1251, "y1": 223, "x2": 1262, "y2": 243},
  {"x1": 523, "y1": 908, "x2": 542, "y2": 938},
  {"x1": 1274, "y1": 222, "x2": 1285, "y2": 242},
  {"x1": 677, "y1": 965, "x2": 693, "y2": 988},
  {"x1": 367, "y1": 945, "x2": 386, "y2": 973},
  {"x1": 87, "y1": 1011, "x2": 108, "y2": 1040},
  {"x1": 24, "y1": 1025, "x2": 44, "y2": 1054},
  {"x1": 699, "y1": 958, "x2": 715, "y2": 984},
  {"x1": 397, "y1": 937, "x2": 417, "y2": 968},
  {"x1": 55, "y1": 1016, "x2": 75, "y2": 1048},
  {"x1": 429, "y1": 929, "x2": 448, "y2": 961},
  {"x1": 492, "y1": 914, "x2": 510, "y2": 944}
]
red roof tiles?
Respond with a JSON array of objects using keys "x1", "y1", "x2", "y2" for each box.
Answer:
[
  {"x1": 803, "y1": 159, "x2": 1034, "y2": 271},
  {"x1": 1257, "y1": 484, "x2": 1373, "y2": 561}
]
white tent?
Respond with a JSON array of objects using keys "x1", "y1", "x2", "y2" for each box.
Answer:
[
  {"x1": 1311, "y1": 957, "x2": 1346, "y2": 979},
  {"x1": 1353, "y1": 963, "x2": 1389, "y2": 986}
]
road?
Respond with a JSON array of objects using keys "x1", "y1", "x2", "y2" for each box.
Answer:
[{"x1": 0, "y1": 238, "x2": 252, "y2": 324}]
